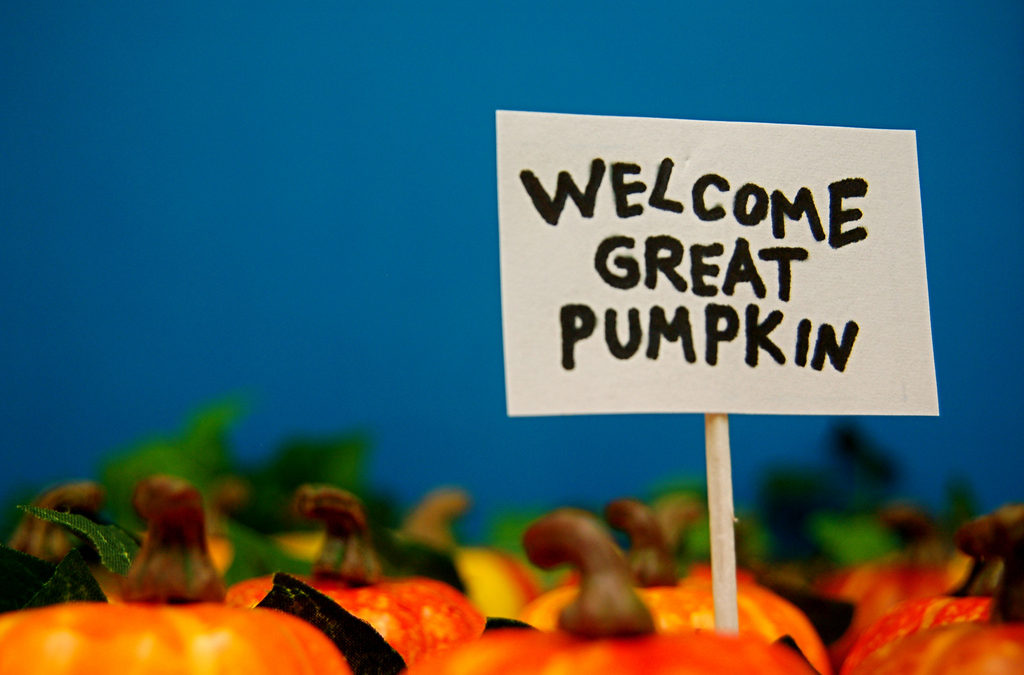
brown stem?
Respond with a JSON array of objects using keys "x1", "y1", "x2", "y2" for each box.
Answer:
[
  {"x1": 295, "y1": 484, "x2": 382, "y2": 586},
  {"x1": 122, "y1": 475, "x2": 226, "y2": 603},
  {"x1": 954, "y1": 503, "x2": 1024, "y2": 623},
  {"x1": 950, "y1": 558, "x2": 1003, "y2": 597},
  {"x1": 651, "y1": 493, "x2": 703, "y2": 557},
  {"x1": 8, "y1": 481, "x2": 106, "y2": 562},
  {"x1": 400, "y1": 487, "x2": 471, "y2": 551},
  {"x1": 523, "y1": 508, "x2": 654, "y2": 638},
  {"x1": 604, "y1": 498, "x2": 678, "y2": 587}
]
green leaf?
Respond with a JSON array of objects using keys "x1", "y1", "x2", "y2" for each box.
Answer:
[
  {"x1": 808, "y1": 511, "x2": 901, "y2": 566},
  {"x1": 0, "y1": 543, "x2": 56, "y2": 612},
  {"x1": 372, "y1": 529, "x2": 465, "y2": 592},
  {"x1": 23, "y1": 548, "x2": 107, "y2": 608},
  {"x1": 257, "y1": 573, "x2": 406, "y2": 675},
  {"x1": 221, "y1": 519, "x2": 309, "y2": 586},
  {"x1": 18, "y1": 506, "x2": 140, "y2": 576}
]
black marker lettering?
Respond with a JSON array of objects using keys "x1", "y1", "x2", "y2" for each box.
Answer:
[
  {"x1": 520, "y1": 159, "x2": 606, "y2": 226},
  {"x1": 560, "y1": 304, "x2": 596, "y2": 370}
]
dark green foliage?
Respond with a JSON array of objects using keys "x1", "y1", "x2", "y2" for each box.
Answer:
[
  {"x1": 372, "y1": 529, "x2": 465, "y2": 593},
  {"x1": 22, "y1": 548, "x2": 107, "y2": 608},
  {"x1": 221, "y1": 519, "x2": 309, "y2": 586},
  {"x1": 18, "y1": 506, "x2": 140, "y2": 576},
  {"x1": 0, "y1": 545, "x2": 106, "y2": 613},
  {"x1": 257, "y1": 573, "x2": 406, "y2": 675},
  {"x1": 0, "y1": 544, "x2": 56, "y2": 612}
]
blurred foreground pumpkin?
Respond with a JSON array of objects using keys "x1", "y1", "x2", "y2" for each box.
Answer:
[
  {"x1": 843, "y1": 504, "x2": 1024, "y2": 675},
  {"x1": 401, "y1": 487, "x2": 542, "y2": 618},
  {"x1": 0, "y1": 475, "x2": 350, "y2": 675},
  {"x1": 518, "y1": 498, "x2": 831, "y2": 674},
  {"x1": 227, "y1": 484, "x2": 484, "y2": 665},
  {"x1": 408, "y1": 507, "x2": 817, "y2": 674}
]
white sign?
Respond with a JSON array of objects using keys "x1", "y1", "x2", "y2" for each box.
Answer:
[{"x1": 497, "y1": 110, "x2": 938, "y2": 416}]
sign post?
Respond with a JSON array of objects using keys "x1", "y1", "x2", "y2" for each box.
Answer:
[
  {"x1": 495, "y1": 110, "x2": 937, "y2": 633},
  {"x1": 704, "y1": 412, "x2": 737, "y2": 632}
]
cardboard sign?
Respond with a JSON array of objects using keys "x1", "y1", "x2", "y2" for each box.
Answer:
[{"x1": 497, "y1": 110, "x2": 938, "y2": 416}]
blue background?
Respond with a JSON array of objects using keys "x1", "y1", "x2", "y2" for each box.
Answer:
[{"x1": 2, "y1": 2, "x2": 1022, "y2": 536}]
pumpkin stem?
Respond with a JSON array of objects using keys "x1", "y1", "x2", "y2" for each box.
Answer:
[
  {"x1": 523, "y1": 508, "x2": 655, "y2": 638},
  {"x1": 605, "y1": 498, "x2": 678, "y2": 587},
  {"x1": 122, "y1": 475, "x2": 226, "y2": 603},
  {"x1": 651, "y1": 492, "x2": 704, "y2": 558},
  {"x1": 400, "y1": 487, "x2": 471, "y2": 551},
  {"x1": 954, "y1": 503, "x2": 1024, "y2": 623},
  {"x1": 950, "y1": 558, "x2": 1003, "y2": 597},
  {"x1": 8, "y1": 481, "x2": 106, "y2": 562},
  {"x1": 295, "y1": 484, "x2": 382, "y2": 586}
]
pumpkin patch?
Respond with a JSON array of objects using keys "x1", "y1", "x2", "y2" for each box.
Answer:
[{"x1": 0, "y1": 412, "x2": 1018, "y2": 674}]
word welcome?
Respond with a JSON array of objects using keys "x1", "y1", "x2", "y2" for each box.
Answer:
[{"x1": 520, "y1": 158, "x2": 869, "y2": 250}]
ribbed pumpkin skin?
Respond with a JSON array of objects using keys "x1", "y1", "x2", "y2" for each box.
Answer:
[
  {"x1": 518, "y1": 576, "x2": 831, "y2": 675},
  {"x1": 846, "y1": 623, "x2": 1024, "y2": 675},
  {"x1": 407, "y1": 628, "x2": 819, "y2": 675},
  {"x1": 0, "y1": 602, "x2": 351, "y2": 675},
  {"x1": 227, "y1": 575, "x2": 485, "y2": 665},
  {"x1": 816, "y1": 560, "x2": 964, "y2": 668},
  {"x1": 840, "y1": 596, "x2": 991, "y2": 675}
]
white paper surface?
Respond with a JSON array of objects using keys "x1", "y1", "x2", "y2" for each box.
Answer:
[{"x1": 497, "y1": 110, "x2": 938, "y2": 416}]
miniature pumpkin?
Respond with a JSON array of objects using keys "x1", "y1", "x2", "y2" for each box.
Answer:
[
  {"x1": 815, "y1": 504, "x2": 968, "y2": 669},
  {"x1": 409, "y1": 507, "x2": 817, "y2": 674},
  {"x1": 843, "y1": 504, "x2": 1024, "y2": 675},
  {"x1": 844, "y1": 623, "x2": 1024, "y2": 675},
  {"x1": 518, "y1": 498, "x2": 831, "y2": 674},
  {"x1": 227, "y1": 484, "x2": 484, "y2": 665},
  {"x1": 840, "y1": 595, "x2": 992, "y2": 675},
  {"x1": 401, "y1": 487, "x2": 542, "y2": 618},
  {"x1": 0, "y1": 475, "x2": 351, "y2": 674}
]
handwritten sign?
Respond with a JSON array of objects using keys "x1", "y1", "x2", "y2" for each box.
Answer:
[{"x1": 497, "y1": 110, "x2": 938, "y2": 416}]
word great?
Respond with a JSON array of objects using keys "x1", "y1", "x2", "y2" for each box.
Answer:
[
  {"x1": 596, "y1": 235, "x2": 808, "y2": 302},
  {"x1": 520, "y1": 158, "x2": 869, "y2": 249}
]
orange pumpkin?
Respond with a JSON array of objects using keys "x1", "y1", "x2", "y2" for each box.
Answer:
[
  {"x1": 518, "y1": 499, "x2": 831, "y2": 674},
  {"x1": 227, "y1": 484, "x2": 484, "y2": 665},
  {"x1": 840, "y1": 595, "x2": 991, "y2": 674},
  {"x1": 408, "y1": 627, "x2": 821, "y2": 675},
  {"x1": 843, "y1": 504, "x2": 1024, "y2": 675},
  {"x1": 0, "y1": 475, "x2": 350, "y2": 675},
  {"x1": 409, "y1": 507, "x2": 817, "y2": 674},
  {"x1": 845, "y1": 622, "x2": 1024, "y2": 674},
  {"x1": 0, "y1": 602, "x2": 351, "y2": 674},
  {"x1": 815, "y1": 504, "x2": 968, "y2": 669}
]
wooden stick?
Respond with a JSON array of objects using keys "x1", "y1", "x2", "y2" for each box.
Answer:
[{"x1": 704, "y1": 412, "x2": 739, "y2": 633}]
